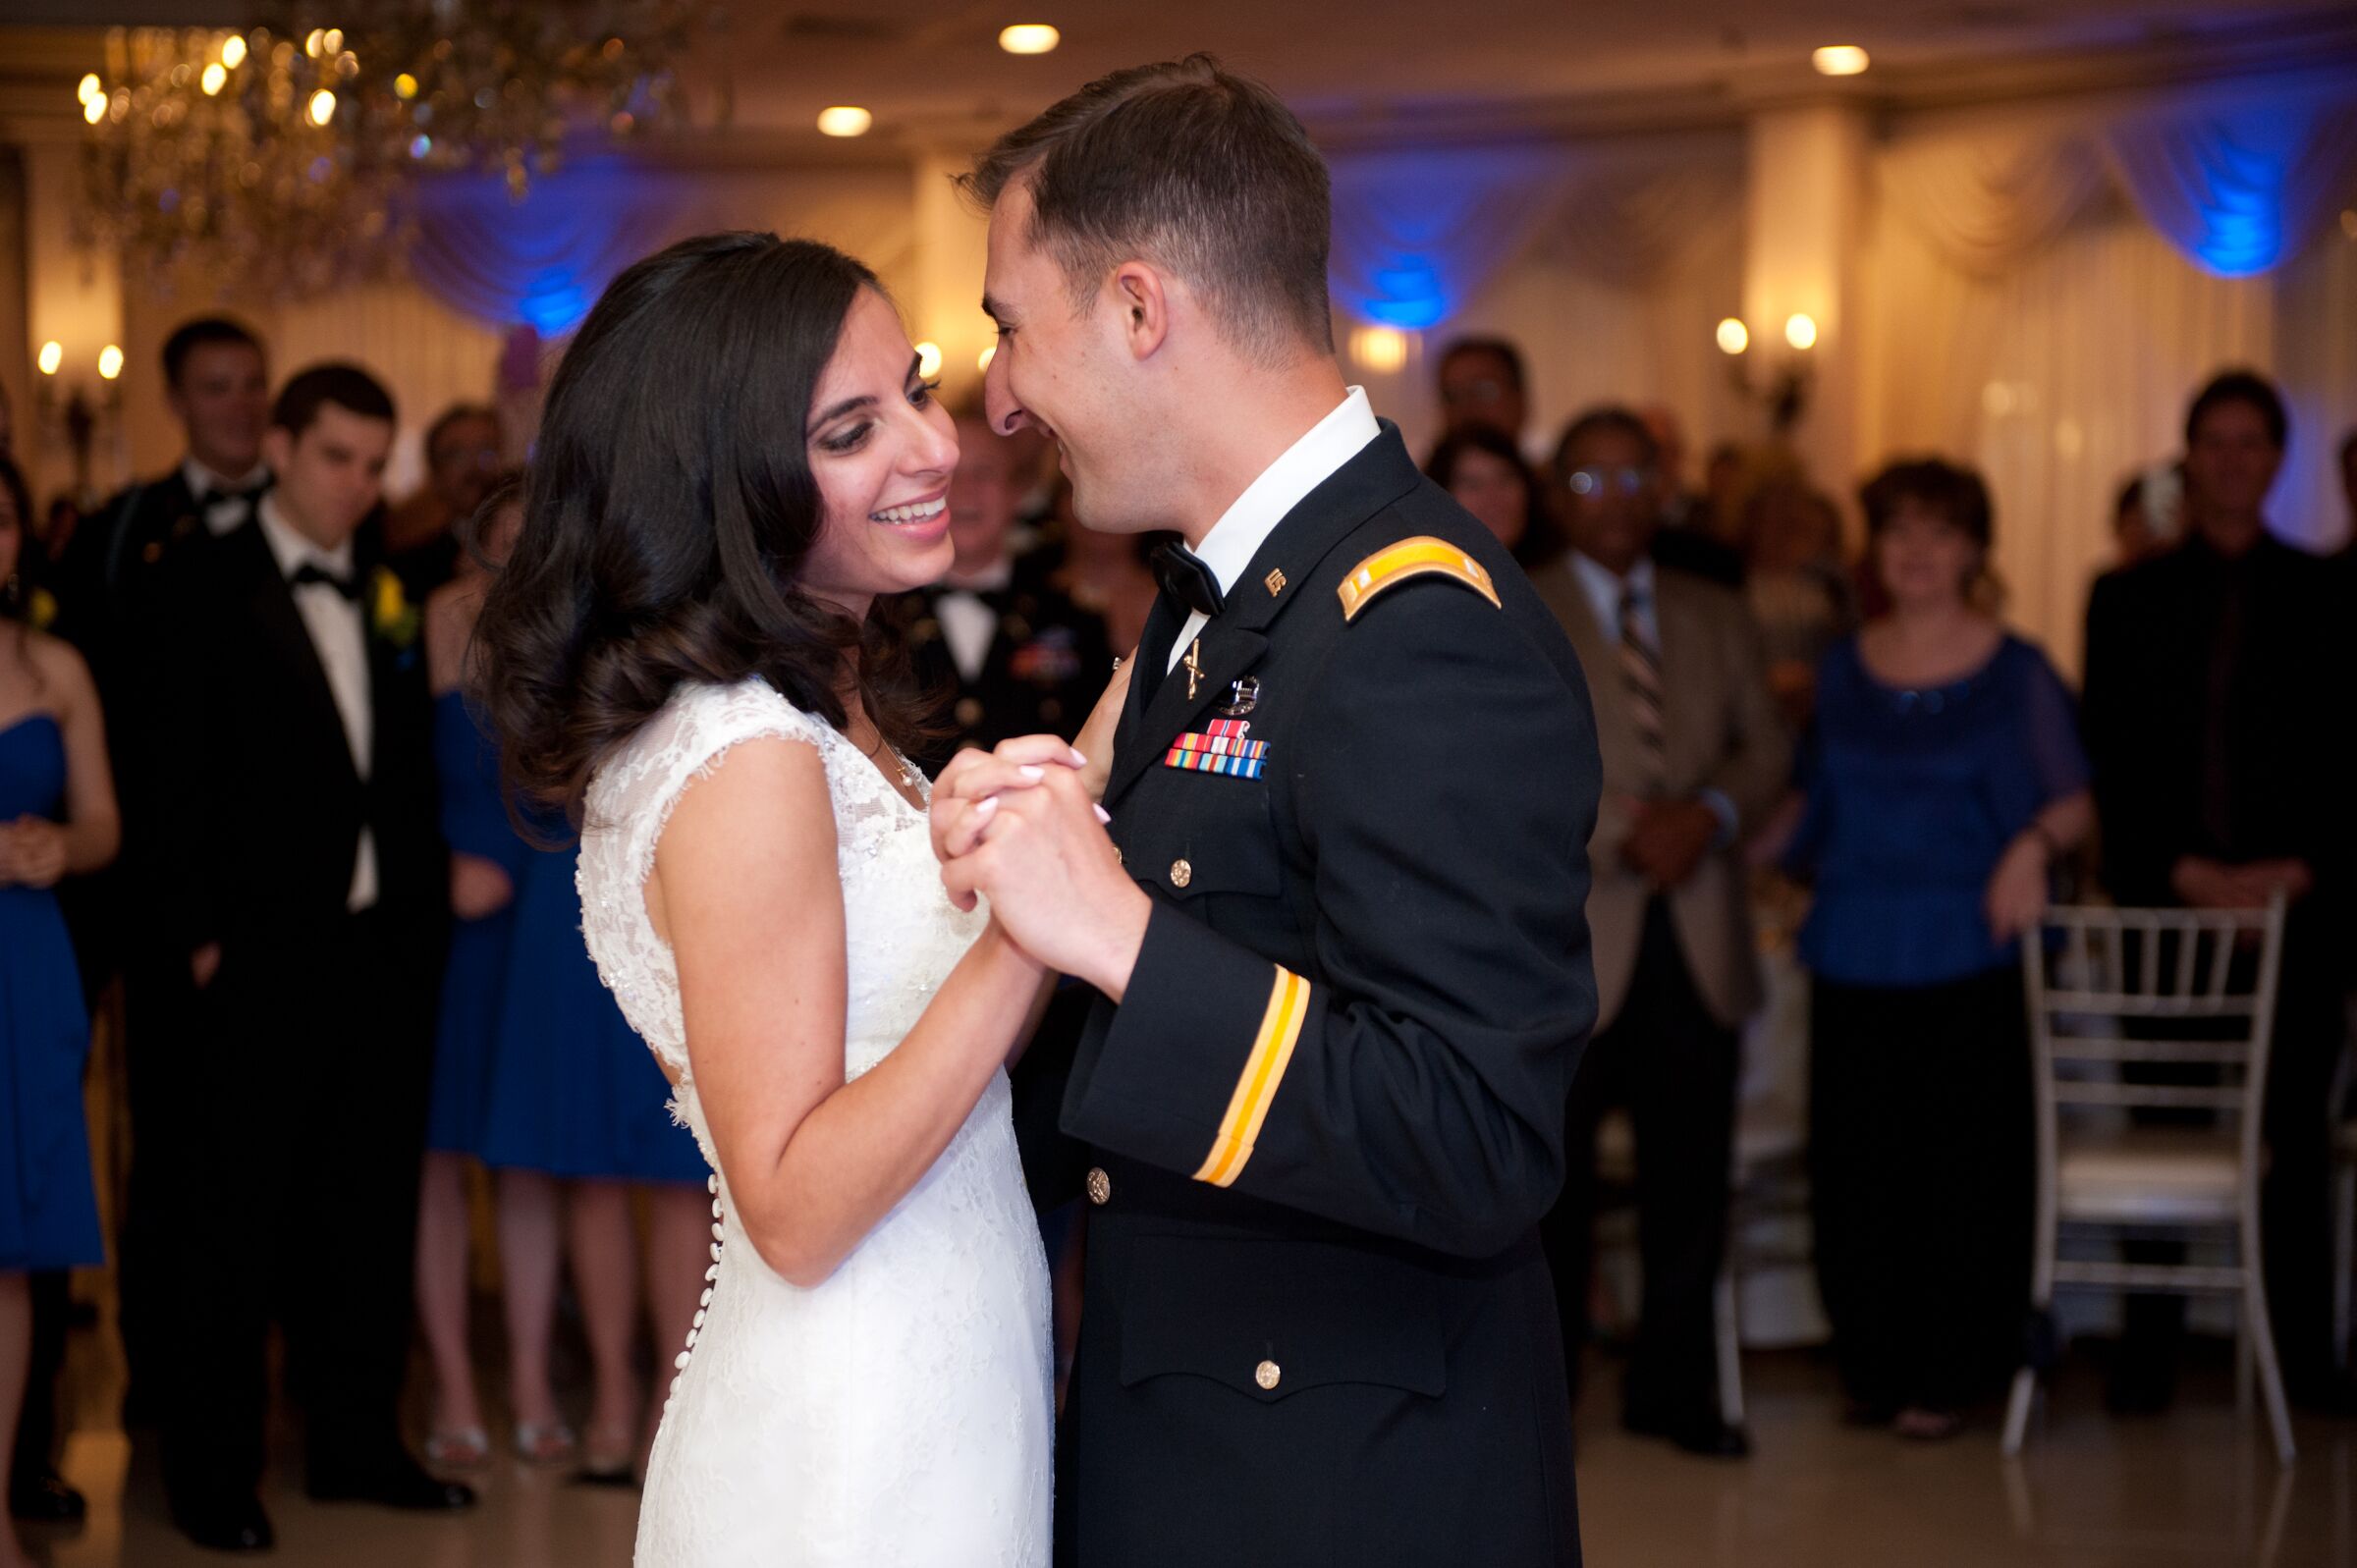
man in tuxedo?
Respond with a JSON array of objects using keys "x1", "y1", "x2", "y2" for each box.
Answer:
[
  {"x1": 135, "y1": 364, "x2": 469, "y2": 1550},
  {"x1": 896, "y1": 402, "x2": 1112, "y2": 775},
  {"x1": 941, "y1": 56, "x2": 1598, "y2": 1566},
  {"x1": 52, "y1": 317, "x2": 272, "y2": 669},
  {"x1": 2083, "y1": 369, "x2": 2357, "y2": 1412},
  {"x1": 1530, "y1": 406, "x2": 1787, "y2": 1458},
  {"x1": 45, "y1": 319, "x2": 273, "y2": 1455}
]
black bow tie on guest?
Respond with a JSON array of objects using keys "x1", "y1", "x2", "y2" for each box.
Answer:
[
  {"x1": 290, "y1": 562, "x2": 360, "y2": 601},
  {"x1": 1150, "y1": 540, "x2": 1226, "y2": 619},
  {"x1": 207, "y1": 483, "x2": 269, "y2": 513}
]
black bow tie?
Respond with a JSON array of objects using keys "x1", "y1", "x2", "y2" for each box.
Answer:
[
  {"x1": 291, "y1": 562, "x2": 360, "y2": 601},
  {"x1": 205, "y1": 483, "x2": 268, "y2": 512},
  {"x1": 1150, "y1": 541, "x2": 1225, "y2": 619}
]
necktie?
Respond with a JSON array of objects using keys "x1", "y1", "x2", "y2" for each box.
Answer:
[
  {"x1": 292, "y1": 562, "x2": 360, "y2": 601},
  {"x1": 1149, "y1": 541, "x2": 1225, "y2": 619},
  {"x1": 1618, "y1": 585, "x2": 1667, "y2": 791}
]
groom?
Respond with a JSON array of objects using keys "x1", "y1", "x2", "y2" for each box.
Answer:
[{"x1": 936, "y1": 55, "x2": 1600, "y2": 1566}]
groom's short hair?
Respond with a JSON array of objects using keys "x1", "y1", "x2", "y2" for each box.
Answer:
[{"x1": 959, "y1": 54, "x2": 1334, "y2": 365}]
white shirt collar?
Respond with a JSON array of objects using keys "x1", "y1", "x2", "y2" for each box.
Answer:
[
  {"x1": 1570, "y1": 550, "x2": 1656, "y2": 629},
  {"x1": 1192, "y1": 386, "x2": 1380, "y2": 594},
  {"x1": 1571, "y1": 550, "x2": 1653, "y2": 601},
  {"x1": 257, "y1": 493, "x2": 356, "y2": 581},
  {"x1": 184, "y1": 456, "x2": 270, "y2": 502}
]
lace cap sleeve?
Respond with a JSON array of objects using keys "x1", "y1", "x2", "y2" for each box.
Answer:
[{"x1": 576, "y1": 677, "x2": 837, "y2": 1076}]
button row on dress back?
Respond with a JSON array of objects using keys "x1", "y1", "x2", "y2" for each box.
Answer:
[{"x1": 666, "y1": 1171, "x2": 725, "y2": 1418}]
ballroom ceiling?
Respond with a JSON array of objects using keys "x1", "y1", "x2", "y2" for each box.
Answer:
[{"x1": 5, "y1": 0, "x2": 2354, "y2": 148}]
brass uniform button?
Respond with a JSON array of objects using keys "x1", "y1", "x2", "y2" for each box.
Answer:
[
  {"x1": 1085, "y1": 1167, "x2": 1112, "y2": 1206},
  {"x1": 1254, "y1": 1359, "x2": 1282, "y2": 1390},
  {"x1": 1170, "y1": 858, "x2": 1193, "y2": 890},
  {"x1": 955, "y1": 696, "x2": 985, "y2": 729}
]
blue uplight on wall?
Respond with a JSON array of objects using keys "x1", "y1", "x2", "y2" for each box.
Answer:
[
  {"x1": 516, "y1": 270, "x2": 593, "y2": 336},
  {"x1": 2107, "y1": 96, "x2": 2357, "y2": 280},
  {"x1": 406, "y1": 156, "x2": 688, "y2": 337},
  {"x1": 1327, "y1": 147, "x2": 1567, "y2": 332}
]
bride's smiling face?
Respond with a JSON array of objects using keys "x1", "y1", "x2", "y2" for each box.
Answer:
[{"x1": 798, "y1": 288, "x2": 959, "y2": 614}]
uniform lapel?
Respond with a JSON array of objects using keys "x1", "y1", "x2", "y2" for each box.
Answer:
[{"x1": 1101, "y1": 426, "x2": 1425, "y2": 810}]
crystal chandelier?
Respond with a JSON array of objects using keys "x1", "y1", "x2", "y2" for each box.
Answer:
[{"x1": 78, "y1": 1, "x2": 715, "y2": 298}]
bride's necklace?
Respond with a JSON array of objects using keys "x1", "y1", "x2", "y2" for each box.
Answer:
[{"x1": 862, "y1": 730, "x2": 916, "y2": 791}]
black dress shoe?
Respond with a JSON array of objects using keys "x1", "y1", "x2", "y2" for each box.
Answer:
[
  {"x1": 9, "y1": 1465, "x2": 86, "y2": 1522},
  {"x1": 306, "y1": 1450, "x2": 476, "y2": 1511},
  {"x1": 1623, "y1": 1406, "x2": 1753, "y2": 1459},
  {"x1": 171, "y1": 1491, "x2": 275, "y2": 1552}
]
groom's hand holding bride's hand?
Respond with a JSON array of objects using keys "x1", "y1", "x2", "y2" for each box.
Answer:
[{"x1": 930, "y1": 736, "x2": 1150, "y2": 1001}]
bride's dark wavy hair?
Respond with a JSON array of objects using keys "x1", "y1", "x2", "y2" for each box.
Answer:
[{"x1": 472, "y1": 232, "x2": 937, "y2": 822}]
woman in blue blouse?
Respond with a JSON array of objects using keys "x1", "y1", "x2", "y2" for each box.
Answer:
[{"x1": 1785, "y1": 460, "x2": 2092, "y2": 1440}]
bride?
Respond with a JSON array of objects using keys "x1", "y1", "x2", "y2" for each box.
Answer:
[{"x1": 472, "y1": 232, "x2": 1102, "y2": 1565}]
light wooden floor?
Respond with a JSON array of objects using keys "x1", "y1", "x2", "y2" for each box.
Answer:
[{"x1": 21, "y1": 1326, "x2": 2356, "y2": 1567}]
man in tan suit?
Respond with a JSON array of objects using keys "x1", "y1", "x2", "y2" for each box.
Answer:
[{"x1": 1531, "y1": 406, "x2": 1789, "y2": 1458}]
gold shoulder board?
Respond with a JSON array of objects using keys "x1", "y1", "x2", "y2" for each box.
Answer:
[{"x1": 1335, "y1": 536, "x2": 1502, "y2": 622}]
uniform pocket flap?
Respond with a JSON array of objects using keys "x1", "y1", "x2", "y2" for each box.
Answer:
[{"x1": 1117, "y1": 1235, "x2": 1447, "y2": 1401}]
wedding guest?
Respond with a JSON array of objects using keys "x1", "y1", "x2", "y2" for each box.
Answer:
[
  {"x1": 1436, "y1": 334, "x2": 1530, "y2": 447},
  {"x1": 1639, "y1": 406, "x2": 1744, "y2": 587},
  {"x1": 51, "y1": 318, "x2": 271, "y2": 669},
  {"x1": 2110, "y1": 463, "x2": 2182, "y2": 568},
  {"x1": 1423, "y1": 424, "x2": 1557, "y2": 565},
  {"x1": 476, "y1": 748, "x2": 711, "y2": 1477},
  {"x1": 1045, "y1": 480, "x2": 1157, "y2": 656},
  {"x1": 1783, "y1": 458, "x2": 2090, "y2": 1440},
  {"x1": 1742, "y1": 480, "x2": 1857, "y2": 729},
  {"x1": 50, "y1": 318, "x2": 271, "y2": 1414},
  {"x1": 2082, "y1": 370, "x2": 2357, "y2": 1412},
  {"x1": 892, "y1": 403, "x2": 1111, "y2": 774},
  {"x1": 1532, "y1": 406, "x2": 1789, "y2": 1459},
  {"x1": 0, "y1": 455, "x2": 117, "y2": 1562},
  {"x1": 136, "y1": 364, "x2": 469, "y2": 1550},
  {"x1": 2339, "y1": 427, "x2": 2356, "y2": 543},
  {"x1": 412, "y1": 487, "x2": 528, "y2": 1471},
  {"x1": 385, "y1": 405, "x2": 504, "y2": 602}
]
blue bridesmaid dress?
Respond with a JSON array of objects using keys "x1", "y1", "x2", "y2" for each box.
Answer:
[
  {"x1": 0, "y1": 714, "x2": 104, "y2": 1271},
  {"x1": 476, "y1": 814, "x2": 703, "y2": 1185},
  {"x1": 424, "y1": 691, "x2": 524, "y2": 1156}
]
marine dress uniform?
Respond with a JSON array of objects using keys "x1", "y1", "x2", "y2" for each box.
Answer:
[{"x1": 1043, "y1": 391, "x2": 1602, "y2": 1568}]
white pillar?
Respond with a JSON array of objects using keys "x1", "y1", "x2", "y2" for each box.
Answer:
[{"x1": 1742, "y1": 101, "x2": 1869, "y2": 499}]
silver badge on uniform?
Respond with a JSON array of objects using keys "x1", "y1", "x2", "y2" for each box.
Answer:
[{"x1": 1217, "y1": 676, "x2": 1260, "y2": 718}]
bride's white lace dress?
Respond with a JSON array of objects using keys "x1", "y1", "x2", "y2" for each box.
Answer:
[{"x1": 577, "y1": 677, "x2": 1052, "y2": 1567}]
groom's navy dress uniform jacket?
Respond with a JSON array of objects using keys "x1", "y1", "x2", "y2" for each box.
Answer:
[{"x1": 1038, "y1": 427, "x2": 1599, "y2": 1567}]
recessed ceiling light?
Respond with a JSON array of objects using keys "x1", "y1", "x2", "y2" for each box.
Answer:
[
  {"x1": 816, "y1": 105, "x2": 873, "y2": 137},
  {"x1": 1812, "y1": 44, "x2": 1869, "y2": 77},
  {"x1": 999, "y1": 25, "x2": 1061, "y2": 55}
]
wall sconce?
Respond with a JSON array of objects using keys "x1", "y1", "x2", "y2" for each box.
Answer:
[
  {"x1": 1347, "y1": 324, "x2": 1412, "y2": 376},
  {"x1": 34, "y1": 340, "x2": 126, "y2": 508},
  {"x1": 1717, "y1": 314, "x2": 1815, "y2": 432}
]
